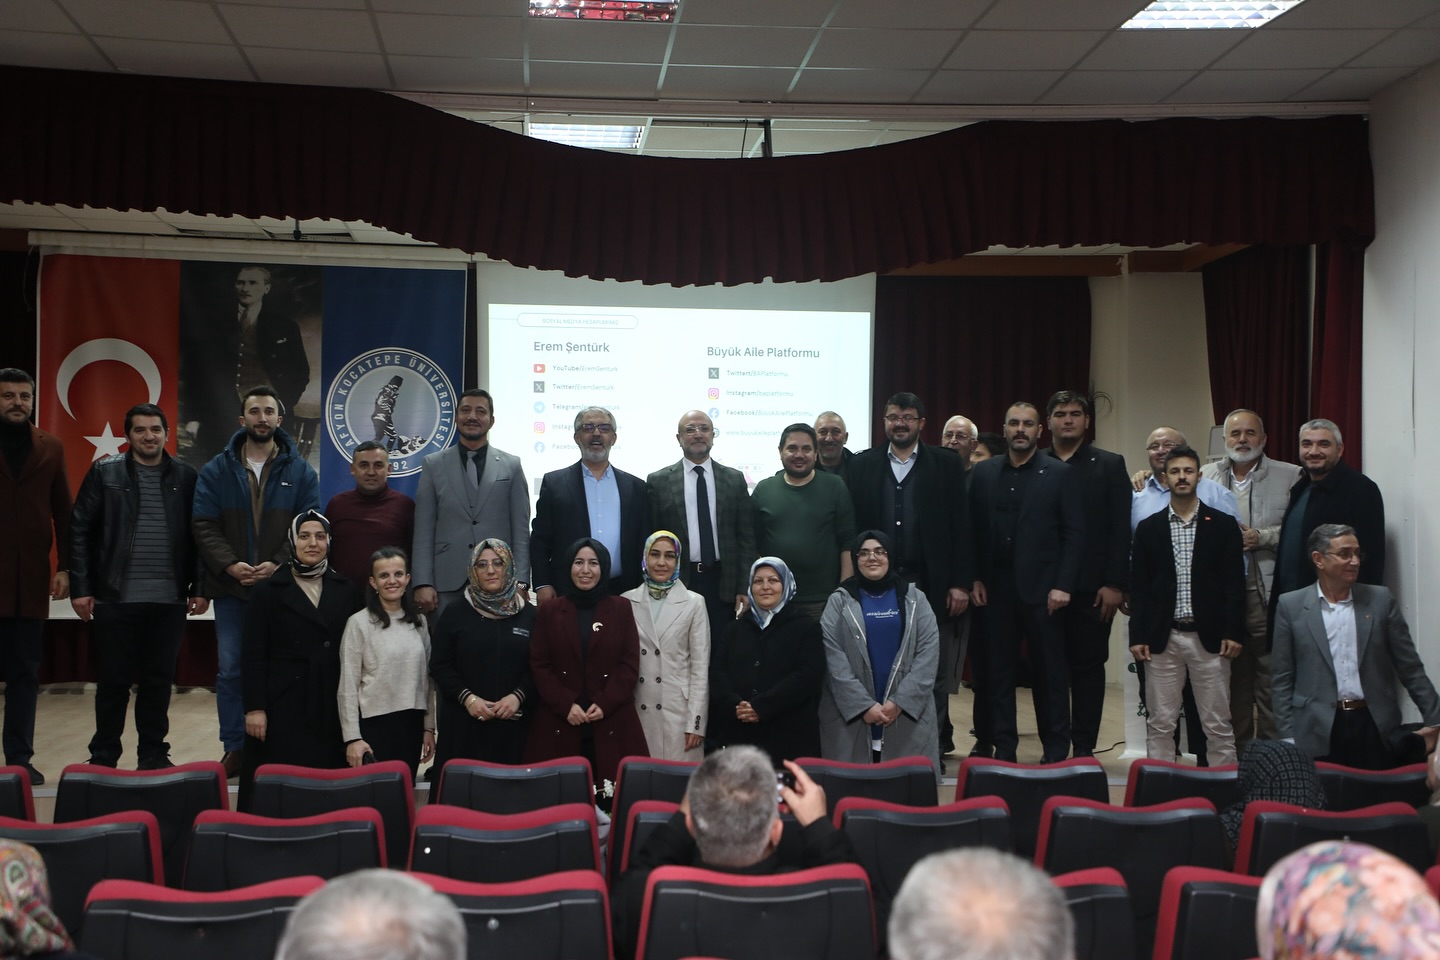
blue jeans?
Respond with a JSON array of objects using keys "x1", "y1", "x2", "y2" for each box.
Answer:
[{"x1": 212, "y1": 596, "x2": 247, "y2": 752}]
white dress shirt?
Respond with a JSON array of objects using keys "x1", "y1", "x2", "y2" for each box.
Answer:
[{"x1": 682, "y1": 458, "x2": 720, "y2": 563}]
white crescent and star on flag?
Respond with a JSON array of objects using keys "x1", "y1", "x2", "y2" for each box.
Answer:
[{"x1": 54, "y1": 338, "x2": 163, "y2": 461}]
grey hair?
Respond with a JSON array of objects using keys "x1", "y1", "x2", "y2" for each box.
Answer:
[
  {"x1": 1307, "y1": 523, "x2": 1357, "y2": 557},
  {"x1": 275, "y1": 870, "x2": 466, "y2": 960},
  {"x1": 686, "y1": 745, "x2": 779, "y2": 868},
  {"x1": 945, "y1": 416, "x2": 979, "y2": 439},
  {"x1": 572, "y1": 406, "x2": 617, "y2": 431},
  {"x1": 1224, "y1": 409, "x2": 1265, "y2": 433},
  {"x1": 889, "y1": 849, "x2": 1074, "y2": 960},
  {"x1": 1299, "y1": 418, "x2": 1343, "y2": 446}
]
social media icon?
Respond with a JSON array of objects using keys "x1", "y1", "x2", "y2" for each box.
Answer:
[
  {"x1": 533, "y1": 381, "x2": 545, "y2": 393},
  {"x1": 708, "y1": 367, "x2": 719, "y2": 379},
  {"x1": 533, "y1": 442, "x2": 545, "y2": 454},
  {"x1": 533, "y1": 402, "x2": 545, "y2": 413},
  {"x1": 533, "y1": 421, "x2": 546, "y2": 434},
  {"x1": 707, "y1": 387, "x2": 720, "y2": 399},
  {"x1": 708, "y1": 407, "x2": 720, "y2": 418},
  {"x1": 533, "y1": 363, "x2": 546, "y2": 374}
]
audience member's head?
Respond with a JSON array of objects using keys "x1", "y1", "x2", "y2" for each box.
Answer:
[
  {"x1": 972, "y1": 432, "x2": 1006, "y2": 464},
  {"x1": 275, "y1": 869, "x2": 466, "y2": 960},
  {"x1": 889, "y1": 848, "x2": 1075, "y2": 960},
  {"x1": 1220, "y1": 739, "x2": 1325, "y2": 850},
  {"x1": 0, "y1": 840, "x2": 73, "y2": 957},
  {"x1": 685, "y1": 745, "x2": 783, "y2": 867},
  {"x1": 1256, "y1": 840, "x2": 1440, "y2": 959}
]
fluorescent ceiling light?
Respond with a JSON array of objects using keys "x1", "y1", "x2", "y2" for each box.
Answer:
[
  {"x1": 1121, "y1": 1, "x2": 1309, "y2": 29},
  {"x1": 529, "y1": 123, "x2": 643, "y2": 150},
  {"x1": 528, "y1": 1, "x2": 676, "y2": 21}
]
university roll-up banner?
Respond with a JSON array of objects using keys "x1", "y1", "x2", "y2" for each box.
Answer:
[{"x1": 37, "y1": 253, "x2": 465, "y2": 505}]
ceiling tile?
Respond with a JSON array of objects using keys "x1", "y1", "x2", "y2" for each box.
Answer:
[
  {"x1": 528, "y1": 18, "x2": 671, "y2": 64},
  {"x1": 1165, "y1": 68, "x2": 1329, "y2": 102},
  {"x1": 1290, "y1": 65, "x2": 1418, "y2": 99},
  {"x1": 682, "y1": 0, "x2": 837, "y2": 29},
  {"x1": 377, "y1": 13, "x2": 522, "y2": 58},
  {"x1": 205, "y1": 0, "x2": 365, "y2": 7},
  {"x1": 373, "y1": 0, "x2": 522, "y2": 13},
  {"x1": 828, "y1": 0, "x2": 991, "y2": 30},
  {"x1": 527, "y1": 60, "x2": 663, "y2": 98},
  {"x1": 668, "y1": 24, "x2": 816, "y2": 68},
  {"x1": 1039, "y1": 70, "x2": 1195, "y2": 104},
  {"x1": 1349, "y1": 29, "x2": 1440, "y2": 68},
  {"x1": 247, "y1": 47, "x2": 390, "y2": 85},
  {"x1": 220, "y1": 5, "x2": 379, "y2": 52},
  {"x1": 976, "y1": 0, "x2": 1149, "y2": 31},
  {"x1": 62, "y1": 0, "x2": 231, "y2": 43},
  {"x1": 762, "y1": 128, "x2": 882, "y2": 153},
  {"x1": 659, "y1": 65, "x2": 795, "y2": 100},
  {"x1": 809, "y1": 28, "x2": 962, "y2": 70},
  {"x1": 1079, "y1": 30, "x2": 1248, "y2": 70},
  {"x1": 0, "y1": 29, "x2": 110, "y2": 70},
  {"x1": 788, "y1": 68, "x2": 932, "y2": 103},
  {"x1": 0, "y1": 1, "x2": 73, "y2": 32},
  {"x1": 917, "y1": 69, "x2": 1062, "y2": 103},
  {"x1": 1417, "y1": 11, "x2": 1440, "y2": 28},
  {"x1": 1212, "y1": 29, "x2": 1394, "y2": 69},
  {"x1": 389, "y1": 54, "x2": 525, "y2": 93},
  {"x1": 93, "y1": 37, "x2": 255, "y2": 81},
  {"x1": 946, "y1": 30, "x2": 1104, "y2": 70},
  {"x1": 642, "y1": 124, "x2": 764, "y2": 155},
  {"x1": 1266, "y1": 0, "x2": 1440, "y2": 29}
]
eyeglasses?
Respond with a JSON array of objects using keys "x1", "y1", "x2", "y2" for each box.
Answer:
[
  {"x1": 1146, "y1": 441, "x2": 1179, "y2": 452},
  {"x1": 941, "y1": 431, "x2": 972, "y2": 441},
  {"x1": 473, "y1": 559, "x2": 507, "y2": 570},
  {"x1": 857, "y1": 547, "x2": 888, "y2": 559},
  {"x1": 682, "y1": 424, "x2": 714, "y2": 435},
  {"x1": 578, "y1": 423, "x2": 614, "y2": 434},
  {"x1": 884, "y1": 414, "x2": 920, "y2": 424},
  {"x1": 1324, "y1": 551, "x2": 1365, "y2": 563}
]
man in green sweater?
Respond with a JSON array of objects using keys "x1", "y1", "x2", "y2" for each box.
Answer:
[{"x1": 751, "y1": 423, "x2": 857, "y2": 621}]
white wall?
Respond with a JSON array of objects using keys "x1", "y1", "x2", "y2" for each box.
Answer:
[{"x1": 1364, "y1": 60, "x2": 1440, "y2": 685}]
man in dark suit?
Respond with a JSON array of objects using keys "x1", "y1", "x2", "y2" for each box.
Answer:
[
  {"x1": 531, "y1": 405, "x2": 648, "y2": 598},
  {"x1": 969, "y1": 401, "x2": 1082, "y2": 763},
  {"x1": 647, "y1": 409, "x2": 756, "y2": 634},
  {"x1": 1272, "y1": 523, "x2": 1440, "y2": 768},
  {"x1": 1129, "y1": 445, "x2": 1245, "y2": 767},
  {"x1": 849, "y1": 392, "x2": 973, "y2": 759},
  {"x1": 1039, "y1": 390, "x2": 1130, "y2": 759}
]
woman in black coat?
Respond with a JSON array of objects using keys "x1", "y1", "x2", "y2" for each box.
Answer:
[
  {"x1": 708, "y1": 556, "x2": 824, "y2": 763},
  {"x1": 239, "y1": 511, "x2": 363, "y2": 809}
]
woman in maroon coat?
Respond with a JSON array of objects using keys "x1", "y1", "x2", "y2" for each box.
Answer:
[{"x1": 524, "y1": 538, "x2": 649, "y2": 790}]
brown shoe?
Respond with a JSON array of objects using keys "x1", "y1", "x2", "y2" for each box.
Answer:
[{"x1": 221, "y1": 750, "x2": 242, "y2": 779}]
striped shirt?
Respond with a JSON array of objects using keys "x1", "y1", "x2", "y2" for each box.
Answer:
[
  {"x1": 120, "y1": 463, "x2": 181, "y2": 604},
  {"x1": 1169, "y1": 505, "x2": 1198, "y2": 621}
]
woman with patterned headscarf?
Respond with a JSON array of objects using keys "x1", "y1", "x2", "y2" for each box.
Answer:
[
  {"x1": 0, "y1": 840, "x2": 98, "y2": 959},
  {"x1": 708, "y1": 556, "x2": 825, "y2": 763},
  {"x1": 622, "y1": 531, "x2": 710, "y2": 760},
  {"x1": 238, "y1": 510, "x2": 363, "y2": 810},
  {"x1": 1257, "y1": 840, "x2": 1440, "y2": 959},
  {"x1": 429, "y1": 538, "x2": 537, "y2": 772}
]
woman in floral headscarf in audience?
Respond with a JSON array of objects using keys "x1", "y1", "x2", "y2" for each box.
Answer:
[{"x1": 0, "y1": 839, "x2": 100, "y2": 959}]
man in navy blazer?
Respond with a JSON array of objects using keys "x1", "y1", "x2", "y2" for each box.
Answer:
[
  {"x1": 968, "y1": 401, "x2": 1083, "y2": 763},
  {"x1": 531, "y1": 405, "x2": 648, "y2": 599},
  {"x1": 1129, "y1": 445, "x2": 1246, "y2": 767}
]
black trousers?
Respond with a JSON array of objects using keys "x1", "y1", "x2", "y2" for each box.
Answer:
[
  {"x1": 0, "y1": 618, "x2": 43, "y2": 765},
  {"x1": 1061, "y1": 598, "x2": 1110, "y2": 755},
  {"x1": 88, "y1": 603, "x2": 187, "y2": 766},
  {"x1": 1324, "y1": 705, "x2": 1427, "y2": 770},
  {"x1": 686, "y1": 563, "x2": 734, "y2": 648},
  {"x1": 980, "y1": 573, "x2": 1070, "y2": 760},
  {"x1": 359, "y1": 708, "x2": 427, "y2": 781}
]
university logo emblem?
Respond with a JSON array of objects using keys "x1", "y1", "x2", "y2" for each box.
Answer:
[{"x1": 326, "y1": 348, "x2": 455, "y2": 477}]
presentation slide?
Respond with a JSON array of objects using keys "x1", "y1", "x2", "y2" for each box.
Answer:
[{"x1": 479, "y1": 265, "x2": 874, "y2": 504}]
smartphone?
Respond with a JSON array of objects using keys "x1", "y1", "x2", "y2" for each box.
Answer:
[{"x1": 775, "y1": 768, "x2": 796, "y2": 801}]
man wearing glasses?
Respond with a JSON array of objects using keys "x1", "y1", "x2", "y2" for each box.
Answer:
[
  {"x1": 647, "y1": 410, "x2": 756, "y2": 635},
  {"x1": 531, "y1": 405, "x2": 648, "y2": 599},
  {"x1": 1272, "y1": 523, "x2": 1438, "y2": 768}
]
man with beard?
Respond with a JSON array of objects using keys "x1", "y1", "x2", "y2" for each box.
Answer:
[
  {"x1": 192, "y1": 385, "x2": 320, "y2": 778},
  {"x1": 814, "y1": 411, "x2": 855, "y2": 484},
  {"x1": 751, "y1": 423, "x2": 857, "y2": 622},
  {"x1": 413, "y1": 390, "x2": 529, "y2": 618},
  {"x1": 531, "y1": 405, "x2": 647, "y2": 597},
  {"x1": 968, "y1": 402, "x2": 1081, "y2": 763},
  {"x1": 325, "y1": 440, "x2": 417, "y2": 587},
  {"x1": 849, "y1": 393, "x2": 972, "y2": 761},
  {"x1": 1039, "y1": 391, "x2": 1130, "y2": 759},
  {"x1": 1200, "y1": 409, "x2": 1301, "y2": 750}
]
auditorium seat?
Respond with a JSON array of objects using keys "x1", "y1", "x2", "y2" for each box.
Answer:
[
  {"x1": 796, "y1": 757, "x2": 938, "y2": 808},
  {"x1": 1052, "y1": 867, "x2": 1136, "y2": 960},
  {"x1": 1233, "y1": 800, "x2": 1429, "y2": 876},
  {"x1": 53, "y1": 761, "x2": 227, "y2": 886},
  {"x1": 957, "y1": 757, "x2": 1109, "y2": 859},
  {"x1": 1035, "y1": 796, "x2": 1225, "y2": 958},
  {"x1": 409, "y1": 802, "x2": 600, "y2": 882},
  {"x1": 183, "y1": 807, "x2": 385, "y2": 891},
  {"x1": 0, "y1": 811, "x2": 162, "y2": 937},
  {"x1": 0, "y1": 765, "x2": 36, "y2": 821},
  {"x1": 1153, "y1": 865, "x2": 1263, "y2": 960},
  {"x1": 1123, "y1": 758, "x2": 1240, "y2": 810},
  {"x1": 1425, "y1": 865, "x2": 1440, "y2": 900},
  {"x1": 1314, "y1": 761, "x2": 1430, "y2": 811},
  {"x1": 414, "y1": 870, "x2": 612, "y2": 960},
  {"x1": 250, "y1": 761, "x2": 414, "y2": 870},
  {"x1": 433, "y1": 757, "x2": 593, "y2": 814},
  {"x1": 608, "y1": 756, "x2": 696, "y2": 883},
  {"x1": 617, "y1": 800, "x2": 681, "y2": 875},
  {"x1": 635, "y1": 863, "x2": 874, "y2": 960},
  {"x1": 80, "y1": 875, "x2": 324, "y2": 960}
]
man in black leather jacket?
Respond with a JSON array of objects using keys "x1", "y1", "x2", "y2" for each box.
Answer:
[{"x1": 69, "y1": 403, "x2": 208, "y2": 769}]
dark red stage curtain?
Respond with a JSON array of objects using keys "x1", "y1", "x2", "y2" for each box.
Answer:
[
  {"x1": 872, "y1": 276, "x2": 1091, "y2": 447},
  {"x1": 1311, "y1": 236, "x2": 1367, "y2": 467},
  {"x1": 1201, "y1": 244, "x2": 1310, "y2": 465},
  {"x1": 0, "y1": 67, "x2": 1373, "y2": 287}
]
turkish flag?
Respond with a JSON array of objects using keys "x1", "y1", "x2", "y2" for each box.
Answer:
[{"x1": 37, "y1": 254, "x2": 180, "y2": 496}]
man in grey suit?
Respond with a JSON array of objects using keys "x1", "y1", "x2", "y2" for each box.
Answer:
[
  {"x1": 413, "y1": 389, "x2": 530, "y2": 618},
  {"x1": 647, "y1": 410, "x2": 757, "y2": 636},
  {"x1": 1272, "y1": 523, "x2": 1440, "y2": 769}
]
